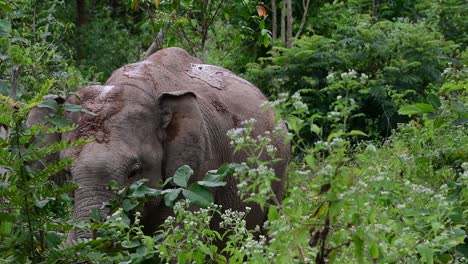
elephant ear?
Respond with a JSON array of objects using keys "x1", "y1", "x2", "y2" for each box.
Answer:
[
  {"x1": 26, "y1": 95, "x2": 67, "y2": 184},
  {"x1": 158, "y1": 91, "x2": 213, "y2": 182}
]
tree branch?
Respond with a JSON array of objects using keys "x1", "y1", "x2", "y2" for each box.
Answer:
[
  {"x1": 145, "y1": 27, "x2": 167, "y2": 58},
  {"x1": 295, "y1": 0, "x2": 311, "y2": 39}
]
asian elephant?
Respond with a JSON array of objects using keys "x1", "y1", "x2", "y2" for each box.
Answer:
[{"x1": 27, "y1": 47, "x2": 290, "y2": 241}]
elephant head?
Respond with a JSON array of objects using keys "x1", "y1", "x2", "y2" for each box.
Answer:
[
  {"x1": 26, "y1": 47, "x2": 289, "y2": 245},
  {"x1": 27, "y1": 85, "x2": 213, "y2": 240}
]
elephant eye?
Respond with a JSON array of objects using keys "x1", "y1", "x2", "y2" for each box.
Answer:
[{"x1": 128, "y1": 163, "x2": 143, "y2": 179}]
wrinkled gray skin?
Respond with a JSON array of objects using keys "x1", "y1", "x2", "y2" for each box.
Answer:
[{"x1": 27, "y1": 48, "x2": 290, "y2": 241}]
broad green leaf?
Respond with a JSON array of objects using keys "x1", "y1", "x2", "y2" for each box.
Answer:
[
  {"x1": 143, "y1": 235, "x2": 154, "y2": 250},
  {"x1": 164, "y1": 188, "x2": 182, "y2": 207},
  {"x1": 310, "y1": 123, "x2": 321, "y2": 135},
  {"x1": 122, "y1": 199, "x2": 139, "y2": 212},
  {"x1": 49, "y1": 115, "x2": 72, "y2": 127},
  {"x1": 182, "y1": 184, "x2": 213, "y2": 208},
  {"x1": 418, "y1": 246, "x2": 433, "y2": 264},
  {"x1": 38, "y1": 99, "x2": 58, "y2": 111},
  {"x1": 130, "y1": 185, "x2": 161, "y2": 199},
  {"x1": 304, "y1": 154, "x2": 315, "y2": 168},
  {"x1": 268, "y1": 205, "x2": 279, "y2": 221},
  {"x1": 398, "y1": 103, "x2": 435, "y2": 116},
  {"x1": 173, "y1": 165, "x2": 193, "y2": 188},
  {"x1": 327, "y1": 130, "x2": 344, "y2": 142},
  {"x1": 122, "y1": 240, "x2": 140, "y2": 249}
]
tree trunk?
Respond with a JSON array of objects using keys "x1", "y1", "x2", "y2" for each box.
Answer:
[
  {"x1": 76, "y1": 0, "x2": 87, "y2": 27},
  {"x1": 286, "y1": 0, "x2": 293, "y2": 48},
  {"x1": 272, "y1": 0, "x2": 277, "y2": 41},
  {"x1": 8, "y1": 65, "x2": 22, "y2": 100},
  {"x1": 281, "y1": 1, "x2": 286, "y2": 44},
  {"x1": 295, "y1": 0, "x2": 311, "y2": 39}
]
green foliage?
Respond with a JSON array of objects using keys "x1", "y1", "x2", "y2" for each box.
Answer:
[
  {"x1": 0, "y1": 0, "x2": 81, "y2": 97},
  {"x1": 0, "y1": 92, "x2": 86, "y2": 263},
  {"x1": 246, "y1": 8, "x2": 459, "y2": 139},
  {"x1": 69, "y1": 8, "x2": 143, "y2": 82}
]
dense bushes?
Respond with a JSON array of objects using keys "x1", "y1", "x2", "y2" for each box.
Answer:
[{"x1": 245, "y1": 5, "x2": 461, "y2": 139}]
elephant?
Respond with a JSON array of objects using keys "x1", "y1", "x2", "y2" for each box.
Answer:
[{"x1": 27, "y1": 47, "x2": 290, "y2": 242}]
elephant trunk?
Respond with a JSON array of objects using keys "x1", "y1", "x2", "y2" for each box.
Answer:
[{"x1": 68, "y1": 185, "x2": 113, "y2": 242}]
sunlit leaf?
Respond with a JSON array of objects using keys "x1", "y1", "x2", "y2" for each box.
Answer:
[
  {"x1": 182, "y1": 184, "x2": 213, "y2": 208},
  {"x1": 398, "y1": 103, "x2": 435, "y2": 116}
]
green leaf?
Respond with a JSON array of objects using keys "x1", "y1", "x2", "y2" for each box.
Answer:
[
  {"x1": 173, "y1": 165, "x2": 193, "y2": 188},
  {"x1": 0, "y1": 80, "x2": 8, "y2": 96},
  {"x1": 268, "y1": 205, "x2": 279, "y2": 221},
  {"x1": 418, "y1": 246, "x2": 433, "y2": 264},
  {"x1": 49, "y1": 115, "x2": 72, "y2": 127},
  {"x1": 353, "y1": 233, "x2": 364, "y2": 263},
  {"x1": 304, "y1": 154, "x2": 315, "y2": 168},
  {"x1": 398, "y1": 103, "x2": 435, "y2": 116},
  {"x1": 162, "y1": 177, "x2": 173, "y2": 187},
  {"x1": 348, "y1": 130, "x2": 368, "y2": 137},
  {"x1": 0, "y1": 19, "x2": 11, "y2": 37},
  {"x1": 129, "y1": 179, "x2": 147, "y2": 191},
  {"x1": 370, "y1": 242, "x2": 379, "y2": 261},
  {"x1": 164, "y1": 188, "x2": 182, "y2": 207},
  {"x1": 200, "y1": 163, "x2": 238, "y2": 187},
  {"x1": 327, "y1": 130, "x2": 344, "y2": 142},
  {"x1": 35, "y1": 197, "x2": 53, "y2": 208},
  {"x1": 38, "y1": 99, "x2": 58, "y2": 111},
  {"x1": 263, "y1": 35, "x2": 270, "y2": 47},
  {"x1": 122, "y1": 199, "x2": 139, "y2": 212},
  {"x1": 89, "y1": 208, "x2": 104, "y2": 222},
  {"x1": 310, "y1": 123, "x2": 321, "y2": 135},
  {"x1": 0, "y1": 221, "x2": 12, "y2": 235},
  {"x1": 143, "y1": 235, "x2": 154, "y2": 250},
  {"x1": 129, "y1": 185, "x2": 161, "y2": 199},
  {"x1": 122, "y1": 240, "x2": 140, "y2": 249},
  {"x1": 182, "y1": 184, "x2": 213, "y2": 208}
]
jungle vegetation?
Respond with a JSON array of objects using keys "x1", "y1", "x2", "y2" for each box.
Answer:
[{"x1": 0, "y1": 0, "x2": 466, "y2": 263}]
